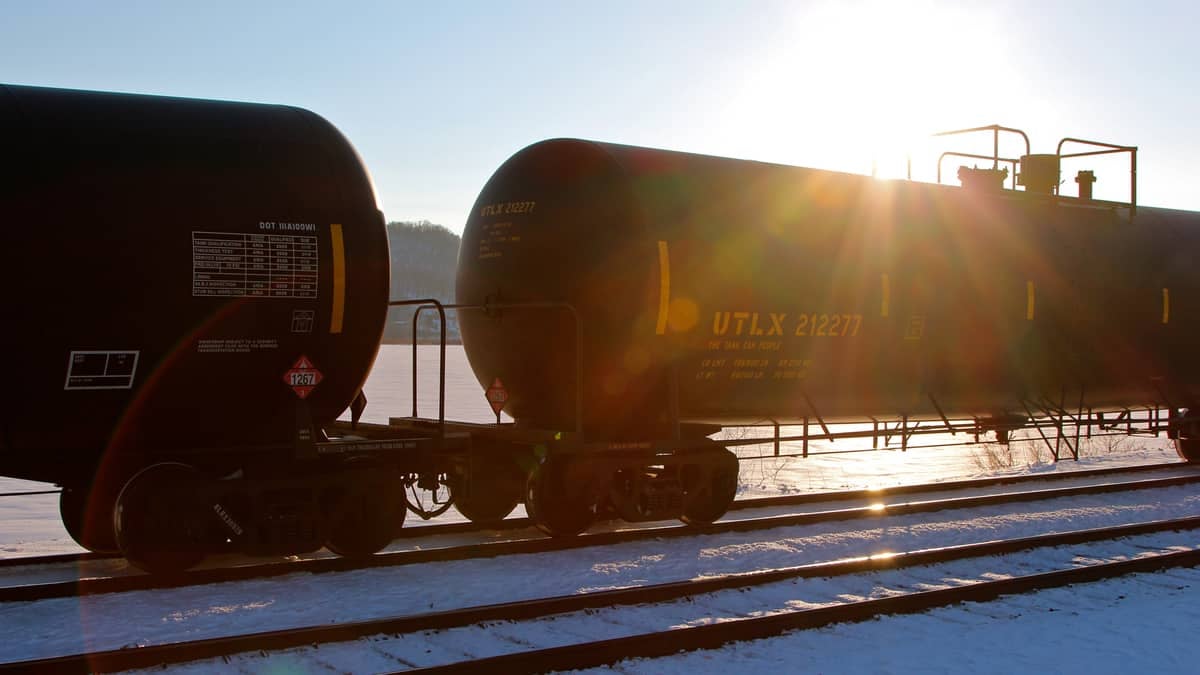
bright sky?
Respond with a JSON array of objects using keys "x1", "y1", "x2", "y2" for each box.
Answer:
[{"x1": 5, "y1": 0, "x2": 1199, "y2": 232}]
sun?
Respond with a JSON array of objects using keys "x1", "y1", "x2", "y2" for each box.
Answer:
[{"x1": 713, "y1": 1, "x2": 1032, "y2": 180}]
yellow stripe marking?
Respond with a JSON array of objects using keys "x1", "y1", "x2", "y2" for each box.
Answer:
[
  {"x1": 655, "y1": 241, "x2": 671, "y2": 335},
  {"x1": 1163, "y1": 287, "x2": 1170, "y2": 324},
  {"x1": 1026, "y1": 281, "x2": 1036, "y2": 320},
  {"x1": 330, "y1": 224, "x2": 346, "y2": 334},
  {"x1": 881, "y1": 274, "x2": 890, "y2": 317}
]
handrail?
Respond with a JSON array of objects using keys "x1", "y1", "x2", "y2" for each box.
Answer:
[
  {"x1": 1056, "y1": 137, "x2": 1138, "y2": 216},
  {"x1": 389, "y1": 298, "x2": 448, "y2": 433},
  {"x1": 932, "y1": 124, "x2": 1032, "y2": 169},
  {"x1": 407, "y1": 299, "x2": 585, "y2": 435}
]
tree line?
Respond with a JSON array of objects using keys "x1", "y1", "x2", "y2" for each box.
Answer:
[{"x1": 384, "y1": 220, "x2": 461, "y2": 343}]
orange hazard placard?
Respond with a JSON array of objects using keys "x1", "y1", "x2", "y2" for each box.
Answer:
[
  {"x1": 485, "y1": 377, "x2": 508, "y2": 415},
  {"x1": 283, "y1": 355, "x2": 324, "y2": 399}
]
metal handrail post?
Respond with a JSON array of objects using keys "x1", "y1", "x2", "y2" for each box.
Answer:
[
  {"x1": 389, "y1": 298, "x2": 449, "y2": 431},
  {"x1": 1056, "y1": 137, "x2": 1138, "y2": 216}
]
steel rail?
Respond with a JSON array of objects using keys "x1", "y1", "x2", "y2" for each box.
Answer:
[
  {"x1": 1, "y1": 468, "x2": 1197, "y2": 604},
  {"x1": 6, "y1": 515, "x2": 1199, "y2": 674},
  {"x1": 419, "y1": 546, "x2": 1200, "y2": 674}
]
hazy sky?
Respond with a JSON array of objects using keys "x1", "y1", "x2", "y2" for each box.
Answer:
[{"x1": 5, "y1": 0, "x2": 1199, "y2": 232}]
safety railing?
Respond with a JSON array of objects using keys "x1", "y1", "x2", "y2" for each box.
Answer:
[
  {"x1": 1056, "y1": 137, "x2": 1138, "y2": 215},
  {"x1": 404, "y1": 298, "x2": 585, "y2": 434}
]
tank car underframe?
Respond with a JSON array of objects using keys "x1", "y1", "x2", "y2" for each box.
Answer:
[
  {"x1": 716, "y1": 403, "x2": 1193, "y2": 460},
  {"x1": 384, "y1": 398, "x2": 1193, "y2": 540},
  {"x1": 54, "y1": 406, "x2": 471, "y2": 572},
  {"x1": 678, "y1": 374, "x2": 1200, "y2": 465},
  {"x1": 401, "y1": 298, "x2": 1200, "y2": 540},
  {"x1": 380, "y1": 415, "x2": 740, "y2": 532},
  {"x1": 111, "y1": 460, "x2": 410, "y2": 572}
]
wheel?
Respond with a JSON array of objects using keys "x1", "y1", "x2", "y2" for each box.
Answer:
[
  {"x1": 113, "y1": 463, "x2": 207, "y2": 574},
  {"x1": 679, "y1": 449, "x2": 739, "y2": 526},
  {"x1": 525, "y1": 456, "x2": 595, "y2": 537},
  {"x1": 60, "y1": 483, "x2": 120, "y2": 553},
  {"x1": 1176, "y1": 439, "x2": 1200, "y2": 463},
  {"x1": 324, "y1": 471, "x2": 406, "y2": 558},
  {"x1": 449, "y1": 451, "x2": 524, "y2": 525},
  {"x1": 1175, "y1": 409, "x2": 1200, "y2": 463}
]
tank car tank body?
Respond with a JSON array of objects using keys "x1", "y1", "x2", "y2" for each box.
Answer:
[
  {"x1": 457, "y1": 138, "x2": 1200, "y2": 461},
  {"x1": 0, "y1": 84, "x2": 398, "y2": 569}
]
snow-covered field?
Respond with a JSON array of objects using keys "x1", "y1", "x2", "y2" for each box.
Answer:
[{"x1": 1, "y1": 345, "x2": 1195, "y2": 672}]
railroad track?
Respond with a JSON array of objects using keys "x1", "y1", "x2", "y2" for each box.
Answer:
[
  {"x1": 0, "y1": 461, "x2": 1182, "y2": 571},
  {"x1": 2, "y1": 466, "x2": 1198, "y2": 603},
  {"x1": 435, "y1": 536, "x2": 1200, "y2": 674},
  {"x1": 7, "y1": 515, "x2": 1199, "y2": 673}
]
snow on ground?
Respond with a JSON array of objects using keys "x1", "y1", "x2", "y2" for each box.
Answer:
[
  {"x1": 0, "y1": 484, "x2": 75, "y2": 557},
  {"x1": 589, "y1": 566, "x2": 1200, "y2": 675}
]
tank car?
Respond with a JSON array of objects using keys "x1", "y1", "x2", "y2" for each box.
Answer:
[
  {"x1": 0, "y1": 84, "x2": 412, "y2": 571},
  {"x1": 455, "y1": 130, "x2": 1200, "y2": 533}
]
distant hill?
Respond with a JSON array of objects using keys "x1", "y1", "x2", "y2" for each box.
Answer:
[{"x1": 385, "y1": 220, "x2": 461, "y2": 343}]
